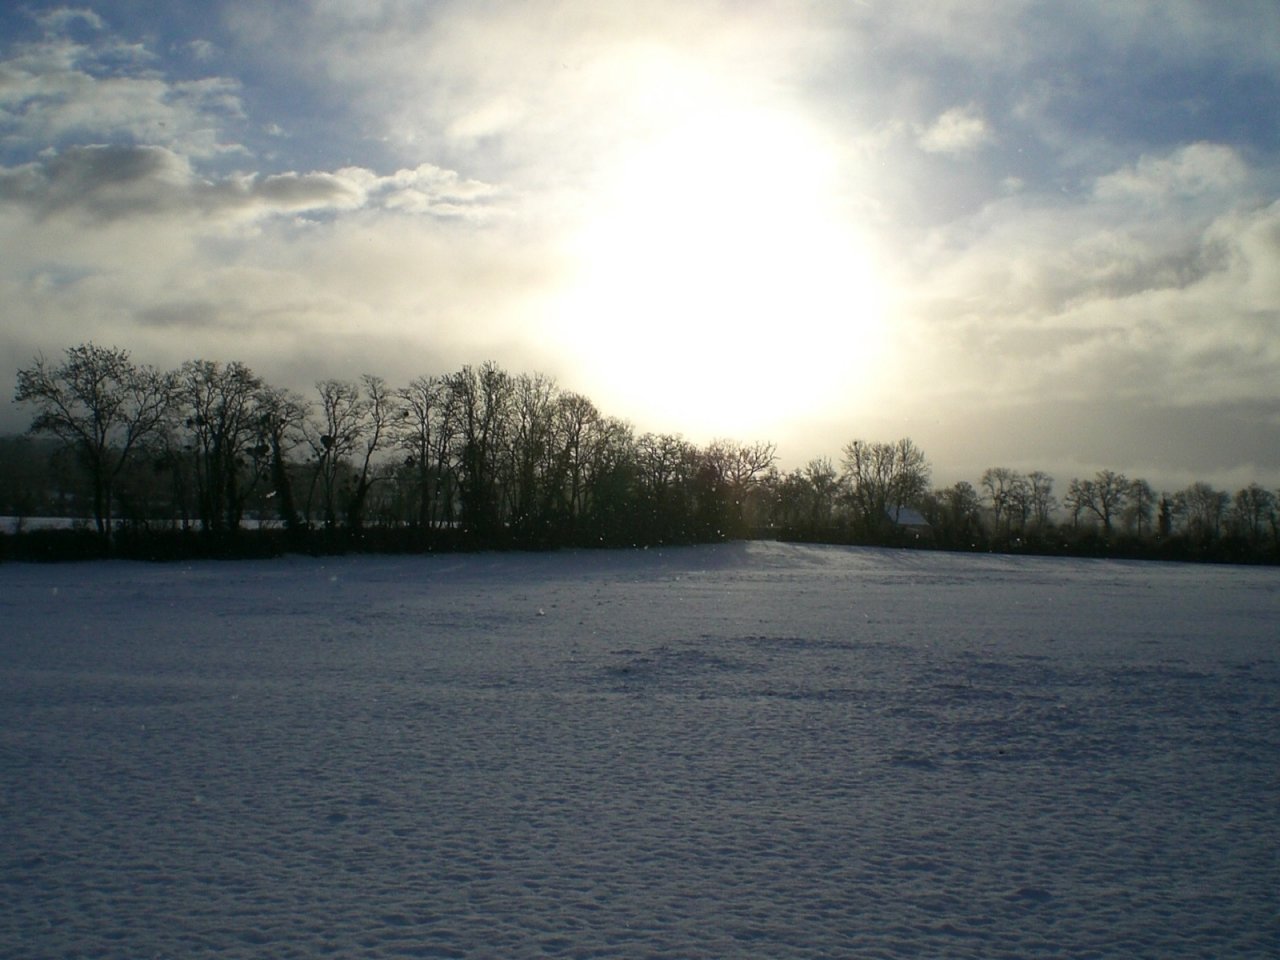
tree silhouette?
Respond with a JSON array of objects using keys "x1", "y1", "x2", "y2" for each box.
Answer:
[
  {"x1": 1066, "y1": 471, "x2": 1128, "y2": 534},
  {"x1": 842, "y1": 438, "x2": 930, "y2": 537},
  {"x1": 1229, "y1": 483, "x2": 1275, "y2": 546},
  {"x1": 14, "y1": 343, "x2": 172, "y2": 537},
  {"x1": 251, "y1": 385, "x2": 309, "y2": 536},
  {"x1": 176, "y1": 359, "x2": 264, "y2": 534},
  {"x1": 9, "y1": 340, "x2": 1280, "y2": 565},
  {"x1": 448, "y1": 362, "x2": 513, "y2": 538},
  {"x1": 980, "y1": 467, "x2": 1018, "y2": 537},
  {"x1": 394, "y1": 374, "x2": 456, "y2": 532},
  {"x1": 307, "y1": 379, "x2": 365, "y2": 529},
  {"x1": 1175, "y1": 482, "x2": 1229, "y2": 544},
  {"x1": 1124, "y1": 478, "x2": 1156, "y2": 537},
  {"x1": 1027, "y1": 471, "x2": 1056, "y2": 529},
  {"x1": 345, "y1": 375, "x2": 395, "y2": 532}
]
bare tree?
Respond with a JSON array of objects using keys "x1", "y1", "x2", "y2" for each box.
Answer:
[
  {"x1": 1229, "y1": 483, "x2": 1276, "y2": 546},
  {"x1": 447, "y1": 363, "x2": 513, "y2": 536},
  {"x1": 704, "y1": 438, "x2": 778, "y2": 535},
  {"x1": 1068, "y1": 470, "x2": 1128, "y2": 534},
  {"x1": 635, "y1": 433, "x2": 697, "y2": 498},
  {"x1": 345, "y1": 374, "x2": 396, "y2": 531},
  {"x1": 1005, "y1": 473, "x2": 1033, "y2": 534},
  {"x1": 581, "y1": 415, "x2": 635, "y2": 541},
  {"x1": 722, "y1": 440, "x2": 778, "y2": 490},
  {"x1": 920, "y1": 481, "x2": 984, "y2": 548},
  {"x1": 254, "y1": 384, "x2": 309, "y2": 533},
  {"x1": 804, "y1": 457, "x2": 840, "y2": 530},
  {"x1": 635, "y1": 432, "x2": 699, "y2": 539},
  {"x1": 1174, "y1": 481, "x2": 1229, "y2": 542},
  {"x1": 1272, "y1": 489, "x2": 1280, "y2": 549},
  {"x1": 552, "y1": 391, "x2": 601, "y2": 526},
  {"x1": 1157, "y1": 492, "x2": 1176, "y2": 538},
  {"x1": 1123, "y1": 478, "x2": 1156, "y2": 537},
  {"x1": 980, "y1": 467, "x2": 1022, "y2": 536},
  {"x1": 505, "y1": 371, "x2": 559, "y2": 538},
  {"x1": 842, "y1": 438, "x2": 930, "y2": 535},
  {"x1": 1027, "y1": 471, "x2": 1056, "y2": 528},
  {"x1": 307, "y1": 379, "x2": 364, "y2": 528},
  {"x1": 944, "y1": 480, "x2": 983, "y2": 545},
  {"x1": 14, "y1": 343, "x2": 172, "y2": 536},
  {"x1": 1091, "y1": 470, "x2": 1128, "y2": 534},
  {"x1": 175, "y1": 359, "x2": 264, "y2": 533},
  {"x1": 395, "y1": 375, "x2": 457, "y2": 530},
  {"x1": 1062, "y1": 477, "x2": 1091, "y2": 530}
]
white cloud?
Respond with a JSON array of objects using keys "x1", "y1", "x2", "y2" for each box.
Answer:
[
  {"x1": 223, "y1": 1, "x2": 845, "y2": 183},
  {"x1": 0, "y1": 36, "x2": 244, "y2": 158},
  {"x1": 899, "y1": 142, "x2": 1276, "y2": 416},
  {"x1": 0, "y1": 171, "x2": 562, "y2": 433},
  {"x1": 34, "y1": 8, "x2": 105, "y2": 34},
  {"x1": 2, "y1": 1, "x2": 1278, "y2": 486},
  {"x1": 1093, "y1": 142, "x2": 1249, "y2": 203},
  {"x1": 917, "y1": 104, "x2": 991, "y2": 155},
  {"x1": 371, "y1": 163, "x2": 502, "y2": 216},
  {"x1": 187, "y1": 39, "x2": 218, "y2": 63}
]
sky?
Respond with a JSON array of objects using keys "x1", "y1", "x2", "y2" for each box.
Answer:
[{"x1": 2, "y1": 1, "x2": 1278, "y2": 493}]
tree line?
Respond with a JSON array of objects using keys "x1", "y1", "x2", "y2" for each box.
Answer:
[
  {"x1": 6, "y1": 343, "x2": 777, "y2": 555},
  {"x1": 4, "y1": 342, "x2": 1278, "y2": 564},
  {"x1": 769, "y1": 451, "x2": 1279, "y2": 563}
]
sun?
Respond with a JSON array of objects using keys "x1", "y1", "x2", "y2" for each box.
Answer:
[{"x1": 551, "y1": 93, "x2": 890, "y2": 441}]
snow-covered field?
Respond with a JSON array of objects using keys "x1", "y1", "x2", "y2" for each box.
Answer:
[{"x1": 2, "y1": 541, "x2": 1277, "y2": 959}]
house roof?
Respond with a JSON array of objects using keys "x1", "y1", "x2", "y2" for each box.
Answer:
[{"x1": 887, "y1": 506, "x2": 930, "y2": 528}]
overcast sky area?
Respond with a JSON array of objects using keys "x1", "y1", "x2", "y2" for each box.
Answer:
[{"x1": 2, "y1": 1, "x2": 1278, "y2": 492}]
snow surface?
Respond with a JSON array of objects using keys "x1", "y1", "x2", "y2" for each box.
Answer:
[{"x1": 2, "y1": 541, "x2": 1277, "y2": 959}]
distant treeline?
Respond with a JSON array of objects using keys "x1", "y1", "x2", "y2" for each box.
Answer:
[{"x1": 3, "y1": 343, "x2": 1277, "y2": 564}]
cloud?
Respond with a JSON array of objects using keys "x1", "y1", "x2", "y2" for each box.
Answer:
[
  {"x1": 2, "y1": 1, "x2": 1277, "y2": 491},
  {"x1": 0, "y1": 145, "x2": 501, "y2": 223},
  {"x1": 917, "y1": 104, "x2": 991, "y2": 155},
  {"x1": 222, "y1": 1, "x2": 845, "y2": 183},
  {"x1": 898, "y1": 142, "x2": 1276, "y2": 419},
  {"x1": 0, "y1": 33, "x2": 244, "y2": 158},
  {"x1": 345, "y1": 162, "x2": 504, "y2": 217},
  {"x1": 210, "y1": 167, "x2": 369, "y2": 216},
  {"x1": 136, "y1": 299, "x2": 227, "y2": 330},
  {"x1": 0, "y1": 144, "x2": 195, "y2": 218},
  {"x1": 1093, "y1": 142, "x2": 1249, "y2": 203},
  {"x1": 187, "y1": 39, "x2": 217, "y2": 63},
  {"x1": 0, "y1": 178, "x2": 564, "y2": 442},
  {"x1": 0, "y1": 9, "x2": 518, "y2": 419},
  {"x1": 33, "y1": 8, "x2": 105, "y2": 35}
]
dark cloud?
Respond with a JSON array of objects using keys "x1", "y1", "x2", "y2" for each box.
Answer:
[
  {"x1": 983, "y1": 397, "x2": 1280, "y2": 483},
  {"x1": 0, "y1": 144, "x2": 190, "y2": 217},
  {"x1": 0, "y1": 139, "x2": 503, "y2": 228},
  {"x1": 0, "y1": 144, "x2": 371, "y2": 220},
  {"x1": 204, "y1": 169, "x2": 365, "y2": 214},
  {"x1": 136, "y1": 300, "x2": 228, "y2": 330}
]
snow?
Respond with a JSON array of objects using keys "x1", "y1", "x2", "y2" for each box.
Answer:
[
  {"x1": 2, "y1": 541, "x2": 1277, "y2": 959},
  {"x1": 1, "y1": 516, "x2": 91, "y2": 533}
]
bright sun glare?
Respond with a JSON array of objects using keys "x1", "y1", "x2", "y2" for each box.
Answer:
[{"x1": 555, "y1": 87, "x2": 889, "y2": 441}]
